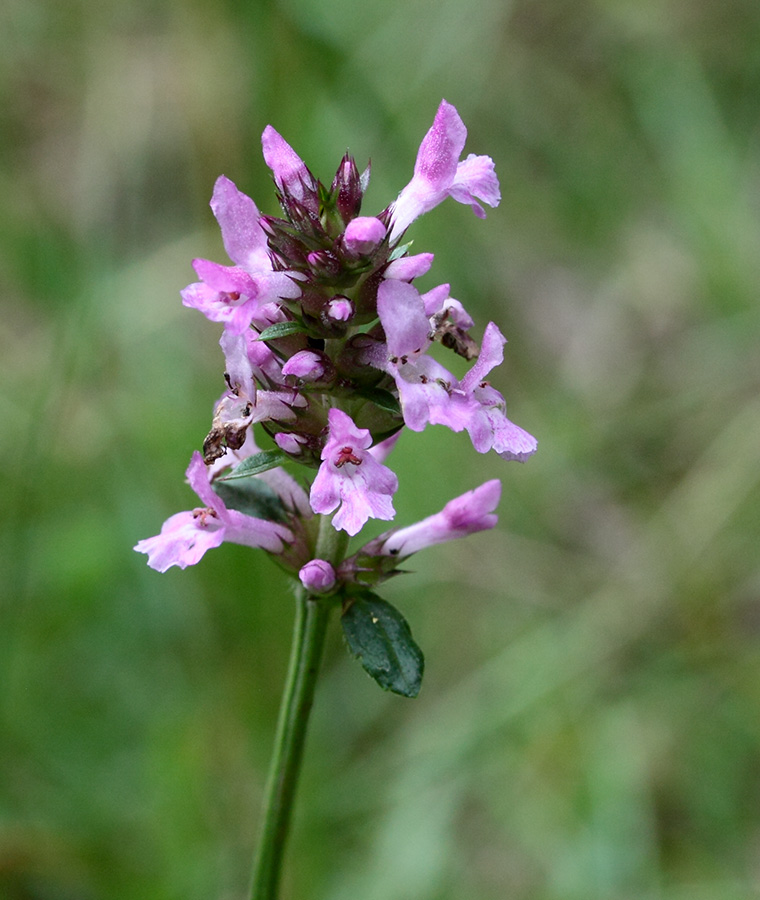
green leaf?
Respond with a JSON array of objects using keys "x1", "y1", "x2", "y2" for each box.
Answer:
[
  {"x1": 341, "y1": 593, "x2": 424, "y2": 698},
  {"x1": 211, "y1": 477, "x2": 289, "y2": 523},
  {"x1": 388, "y1": 240, "x2": 413, "y2": 261},
  {"x1": 215, "y1": 449, "x2": 289, "y2": 481},
  {"x1": 257, "y1": 321, "x2": 308, "y2": 342},
  {"x1": 356, "y1": 387, "x2": 401, "y2": 416}
]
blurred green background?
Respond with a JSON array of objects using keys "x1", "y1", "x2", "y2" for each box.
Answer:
[{"x1": 2, "y1": 0, "x2": 760, "y2": 898}]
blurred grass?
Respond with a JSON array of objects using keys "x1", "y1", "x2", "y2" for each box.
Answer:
[{"x1": 2, "y1": 0, "x2": 760, "y2": 898}]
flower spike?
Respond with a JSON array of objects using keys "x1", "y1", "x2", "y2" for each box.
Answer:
[
  {"x1": 136, "y1": 103, "x2": 539, "y2": 891},
  {"x1": 142, "y1": 101, "x2": 535, "y2": 588}
]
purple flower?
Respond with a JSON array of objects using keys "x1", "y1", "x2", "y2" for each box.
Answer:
[
  {"x1": 379, "y1": 480, "x2": 501, "y2": 558},
  {"x1": 274, "y1": 432, "x2": 308, "y2": 456},
  {"x1": 459, "y1": 323, "x2": 538, "y2": 461},
  {"x1": 368, "y1": 283, "x2": 535, "y2": 461},
  {"x1": 310, "y1": 409, "x2": 398, "y2": 536},
  {"x1": 389, "y1": 100, "x2": 501, "y2": 241},
  {"x1": 211, "y1": 174, "x2": 272, "y2": 273},
  {"x1": 180, "y1": 176, "x2": 301, "y2": 334},
  {"x1": 134, "y1": 452, "x2": 292, "y2": 572}
]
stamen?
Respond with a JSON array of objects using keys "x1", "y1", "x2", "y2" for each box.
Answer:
[
  {"x1": 334, "y1": 445, "x2": 362, "y2": 468},
  {"x1": 192, "y1": 507, "x2": 219, "y2": 526}
]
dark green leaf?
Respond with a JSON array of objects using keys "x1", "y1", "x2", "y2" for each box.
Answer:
[
  {"x1": 211, "y1": 477, "x2": 289, "y2": 523},
  {"x1": 216, "y1": 449, "x2": 289, "y2": 481},
  {"x1": 356, "y1": 387, "x2": 401, "y2": 416},
  {"x1": 341, "y1": 593, "x2": 424, "y2": 698},
  {"x1": 257, "y1": 321, "x2": 308, "y2": 342}
]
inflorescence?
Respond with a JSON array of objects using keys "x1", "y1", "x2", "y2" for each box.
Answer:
[{"x1": 135, "y1": 100, "x2": 537, "y2": 598}]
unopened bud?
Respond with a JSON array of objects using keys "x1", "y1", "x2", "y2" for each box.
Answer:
[
  {"x1": 330, "y1": 153, "x2": 364, "y2": 222},
  {"x1": 343, "y1": 217, "x2": 387, "y2": 257},
  {"x1": 299, "y1": 559, "x2": 337, "y2": 594},
  {"x1": 307, "y1": 250, "x2": 342, "y2": 280},
  {"x1": 384, "y1": 252, "x2": 434, "y2": 281},
  {"x1": 327, "y1": 296, "x2": 354, "y2": 322},
  {"x1": 282, "y1": 350, "x2": 331, "y2": 383},
  {"x1": 274, "y1": 432, "x2": 307, "y2": 455},
  {"x1": 262, "y1": 125, "x2": 319, "y2": 214}
]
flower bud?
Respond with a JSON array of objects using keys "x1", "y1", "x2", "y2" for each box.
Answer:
[
  {"x1": 307, "y1": 250, "x2": 342, "y2": 280},
  {"x1": 259, "y1": 216, "x2": 309, "y2": 269},
  {"x1": 282, "y1": 350, "x2": 333, "y2": 383},
  {"x1": 327, "y1": 296, "x2": 354, "y2": 322},
  {"x1": 299, "y1": 559, "x2": 337, "y2": 594},
  {"x1": 330, "y1": 153, "x2": 364, "y2": 223},
  {"x1": 262, "y1": 125, "x2": 320, "y2": 214},
  {"x1": 385, "y1": 252, "x2": 434, "y2": 281},
  {"x1": 274, "y1": 432, "x2": 307, "y2": 456},
  {"x1": 343, "y1": 217, "x2": 387, "y2": 257}
]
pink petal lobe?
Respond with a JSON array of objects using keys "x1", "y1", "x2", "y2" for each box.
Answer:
[
  {"x1": 210, "y1": 176, "x2": 269, "y2": 270},
  {"x1": 414, "y1": 99, "x2": 467, "y2": 188},
  {"x1": 261, "y1": 125, "x2": 316, "y2": 209},
  {"x1": 134, "y1": 511, "x2": 226, "y2": 572},
  {"x1": 377, "y1": 280, "x2": 431, "y2": 359}
]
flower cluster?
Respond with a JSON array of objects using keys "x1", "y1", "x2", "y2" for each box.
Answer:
[{"x1": 135, "y1": 100, "x2": 536, "y2": 588}]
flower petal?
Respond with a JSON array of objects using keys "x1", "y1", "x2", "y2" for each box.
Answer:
[
  {"x1": 261, "y1": 125, "x2": 318, "y2": 210},
  {"x1": 210, "y1": 176, "x2": 270, "y2": 272},
  {"x1": 134, "y1": 510, "x2": 225, "y2": 572},
  {"x1": 377, "y1": 280, "x2": 431, "y2": 359}
]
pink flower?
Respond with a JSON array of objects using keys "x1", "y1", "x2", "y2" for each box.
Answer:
[
  {"x1": 367, "y1": 280, "x2": 478, "y2": 433},
  {"x1": 459, "y1": 323, "x2": 538, "y2": 461},
  {"x1": 281, "y1": 350, "x2": 328, "y2": 382},
  {"x1": 326, "y1": 296, "x2": 354, "y2": 322},
  {"x1": 389, "y1": 100, "x2": 501, "y2": 241},
  {"x1": 180, "y1": 176, "x2": 301, "y2": 334},
  {"x1": 380, "y1": 480, "x2": 501, "y2": 558},
  {"x1": 134, "y1": 453, "x2": 292, "y2": 572},
  {"x1": 310, "y1": 409, "x2": 398, "y2": 536},
  {"x1": 211, "y1": 174, "x2": 273, "y2": 273}
]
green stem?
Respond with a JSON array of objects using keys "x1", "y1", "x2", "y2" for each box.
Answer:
[
  {"x1": 248, "y1": 589, "x2": 329, "y2": 900},
  {"x1": 248, "y1": 515, "x2": 346, "y2": 900}
]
